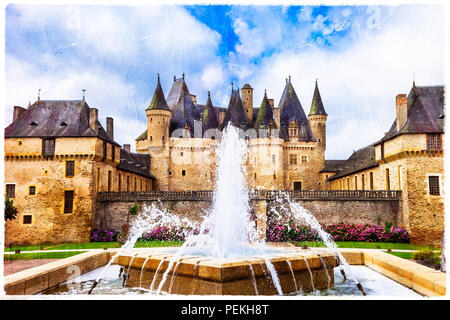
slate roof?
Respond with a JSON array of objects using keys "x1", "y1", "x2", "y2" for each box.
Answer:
[
  {"x1": 146, "y1": 75, "x2": 170, "y2": 111},
  {"x1": 169, "y1": 79, "x2": 201, "y2": 136},
  {"x1": 117, "y1": 148, "x2": 156, "y2": 179},
  {"x1": 220, "y1": 88, "x2": 249, "y2": 131},
  {"x1": 309, "y1": 80, "x2": 327, "y2": 116},
  {"x1": 327, "y1": 144, "x2": 378, "y2": 180},
  {"x1": 320, "y1": 160, "x2": 347, "y2": 173},
  {"x1": 278, "y1": 79, "x2": 315, "y2": 142},
  {"x1": 254, "y1": 90, "x2": 276, "y2": 132},
  {"x1": 5, "y1": 99, "x2": 120, "y2": 146},
  {"x1": 202, "y1": 91, "x2": 219, "y2": 132},
  {"x1": 375, "y1": 85, "x2": 445, "y2": 145}
]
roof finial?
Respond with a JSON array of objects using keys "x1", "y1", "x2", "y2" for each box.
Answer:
[
  {"x1": 157, "y1": 73, "x2": 160, "y2": 83},
  {"x1": 288, "y1": 75, "x2": 291, "y2": 82},
  {"x1": 413, "y1": 72, "x2": 416, "y2": 87},
  {"x1": 174, "y1": 75, "x2": 176, "y2": 82},
  {"x1": 315, "y1": 78, "x2": 318, "y2": 85},
  {"x1": 264, "y1": 89, "x2": 267, "y2": 96},
  {"x1": 28, "y1": 101, "x2": 31, "y2": 108},
  {"x1": 38, "y1": 88, "x2": 41, "y2": 101},
  {"x1": 231, "y1": 81, "x2": 234, "y2": 91},
  {"x1": 182, "y1": 73, "x2": 185, "y2": 81},
  {"x1": 82, "y1": 89, "x2": 86, "y2": 101},
  {"x1": 208, "y1": 90, "x2": 210, "y2": 98}
]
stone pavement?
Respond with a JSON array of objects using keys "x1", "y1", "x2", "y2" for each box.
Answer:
[{"x1": 4, "y1": 259, "x2": 60, "y2": 276}]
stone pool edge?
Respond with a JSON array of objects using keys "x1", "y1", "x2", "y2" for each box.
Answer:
[{"x1": 2, "y1": 248, "x2": 446, "y2": 297}]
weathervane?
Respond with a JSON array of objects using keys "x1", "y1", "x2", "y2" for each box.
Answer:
[
  {"x1": 82, "y1": 89, "x2": 86, "y2": 101},
  {"x1": 38, "y1": 89, "x2": 41, "y2": 101}
]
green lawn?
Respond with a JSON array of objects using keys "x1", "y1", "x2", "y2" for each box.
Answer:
[
  {"x1": 387, "y1": 251, "x2": 414, "y2": 259},
  {"x1": 4, "y1": 251, "x2": 86, "y2": 261},
  {"x1": 292, "y1": 241, "x2": 436, "y2": 251},
  {"x1": 4, "y1": 240, "x2": 184, "y2": 252}
]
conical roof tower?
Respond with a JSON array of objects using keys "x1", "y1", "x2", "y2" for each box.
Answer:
[
  {"x1": 254, "y1": 90, "x2": 276, "y2": 131},
  {"x1": 309, "y1": 80, "x2": 327, "y2": 116},
  {"x1": 278, "y1": 77, "x2": 315, "y2": 141},
  {"x1": 202, "y1": 91, "x2": 218, "y2": 132},
  {"x1": 146, "y1": 74, "x2": 170, "y2": 111},
  {"x1": 220, "y1": 85, "x2": 249, "y2": 131}
]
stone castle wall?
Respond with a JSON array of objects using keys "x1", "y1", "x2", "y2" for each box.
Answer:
[{"x1": 94, "y1": 198, "x2": 401, "y2": 235}]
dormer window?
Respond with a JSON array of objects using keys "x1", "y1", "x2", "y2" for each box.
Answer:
[
  {"x1": 60, "y1": 121, "x2": 67, "y2": 126},
  {"x1": 30, "y1": 121, "x2": 38, "y2": 126}
]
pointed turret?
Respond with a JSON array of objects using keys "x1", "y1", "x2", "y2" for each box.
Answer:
[
  {"x1": 202, "y1": 91, "x2": 218, "y2": 132},
  {"x1": 220, "y1": 85, "x2": 249, "y2": 131},
  {"x1": 254, "y1": 90, "x2": 276, "y2": 132},
  {"x1": 146, "y1": 74, "x2": 170, "y2": 111},
  {"x1": 309, "y1": 80, "x2": 327, "y2": 116},
  {"x1": 278, "y1": 77, "x2": 315, "y2": 141},
  {"x1": 169, "y1": 77, "x2": 201, "y2": 136}
]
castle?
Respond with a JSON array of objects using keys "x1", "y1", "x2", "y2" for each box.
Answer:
[
  {"x1": 136, "y1": 75, "x2": 328, "y2": 191},
  {"x1": 3, "y1": 74, "x2": 445, "y2": 246}
]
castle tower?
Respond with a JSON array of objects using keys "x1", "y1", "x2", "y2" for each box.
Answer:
[
  {"x1": 241, "y1": 83, "x2": 253, "y2": 126},
  {"x1": 145, "y1": 74, "x2": 171, "y2": 147},
  {"x1": 308, "y1": 80, "x2": 327, "y2": 149}
]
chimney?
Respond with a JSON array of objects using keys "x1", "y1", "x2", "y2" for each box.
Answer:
[
  {"x1": 268, "y1": 99, "x2": 274, "y2": 109},
  {"x1": 273, "y1": 108, "x2": 281, "y2": 129},
  {"x1": 123, "y1": 144, "x2": 130, "y2": 153},
  {"x1": 396, "y1": 94, "x2": 407, "y2": 131},
  {"x1": 190, "y1": 94, "x2": 197, "y2": 104},
  {"x1": 89, "y1": 108, "x2": 99, "y2": 133},
  {"x1": 13, "y1": 106, "x2": 26, "y2": 122},
  {"x1": 106, "y1": 117, "x2": 114, "y2": 140}
]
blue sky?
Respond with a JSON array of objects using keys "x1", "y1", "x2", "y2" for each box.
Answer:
[{"x1": 4, "y1": 3, "x2": 445, "y2": 159}]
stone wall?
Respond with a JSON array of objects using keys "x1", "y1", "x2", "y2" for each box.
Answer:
[{"x1": 95, "y1": 198, "x2": 401, "y2": 235}]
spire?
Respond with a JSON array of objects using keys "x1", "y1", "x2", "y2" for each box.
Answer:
[
  {"x1": 169, "y1": 79, "x2": 200, "y2": 136},
  {"x1": 308, "y1": 79, "x2": 327, "y2": 116},
  {"x1": 220, "y1": 87, "x2": 248, "y2": 131},
  {"x1": 278, "y1": 78, "x2": 315, "y2": 141},
  {"x1": 254, "y1": 89, "x2": 275, "y2": 131},
  {"x1": 202, "y1": 91, "x2": 218, "y2": 131},
  {"x1": 146, "y1": 74, "x2": 170, "y2": 111}
]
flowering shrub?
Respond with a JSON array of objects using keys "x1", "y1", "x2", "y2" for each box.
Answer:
[
  {"x1": 139, "y1": 226, "x2": 208, "y2": 242},
  {"x1": 267, "y1": 222, "x2": 410, "y2": 243},
  {"x1": 90, "y1": 228, "x2": 120, "y2": 242}
]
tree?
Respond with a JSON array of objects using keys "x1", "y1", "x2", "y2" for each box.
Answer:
[{"x1": 5, "y1": 196, "x2": 18, "y2": 221}]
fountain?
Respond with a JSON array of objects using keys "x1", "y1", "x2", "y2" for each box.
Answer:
[{"x1": 91, "y1": 124, "x2": 363, "y2": 295}]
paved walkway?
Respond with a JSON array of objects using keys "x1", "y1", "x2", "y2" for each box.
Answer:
[{"x1": 4, "y1": 259, "x2": 60, "y2": 276}]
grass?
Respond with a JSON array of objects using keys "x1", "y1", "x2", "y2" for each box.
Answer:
[
  {"x1": 4, "y1": 240, "x2": 184, "y2": 252},
  {"x1": 291, "y1": 241, "x2": 436, "y2": 251},
  {"x1": 4, "y1": 251, "x2": 86, "y2": 261},
  {"x1": 387, "y1": 251, "x2": 414, "y2": 259}
]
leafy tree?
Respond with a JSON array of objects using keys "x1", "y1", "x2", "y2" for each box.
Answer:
[{"x1": 5, "y1": 196, "x2": 18, "y2": 221}]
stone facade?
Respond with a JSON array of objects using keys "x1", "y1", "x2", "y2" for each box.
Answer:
[{"x1": 4, "y1": 100, "x2": 155, "y2": 245}]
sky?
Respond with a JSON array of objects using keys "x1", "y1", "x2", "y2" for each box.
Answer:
[{"x1": 3, "y1": 2, "x2": 445, "y2": 159}]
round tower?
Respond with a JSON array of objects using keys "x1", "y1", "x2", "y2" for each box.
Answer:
[
  {"x1": 308, "y1": 80, "x2": 327, "y2": 150},
  {"x1": 145, "y1": 74, "x2": 172, "y2": 148},
  {"x1": 241, "y1": 83, "x2": 253, "y2": 126}
]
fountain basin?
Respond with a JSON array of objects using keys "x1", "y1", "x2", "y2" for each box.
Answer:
[{"x1": 118, "y1": 250, "x2": 337, "y2": 295}]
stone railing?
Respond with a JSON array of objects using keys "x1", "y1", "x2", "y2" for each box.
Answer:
[{"x1": 96, "y1": 190, "x2": 401, "y2": 202}]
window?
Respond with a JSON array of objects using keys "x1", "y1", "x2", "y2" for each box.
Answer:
[
  {"x1": 354, "y1": 176, "x2": 358, "y2": 190},
  {"x1": 97, "y1": 168, "x2": 101, "y2": 191},
  {"x1": 66, "y1": 161, "x2": 75, "y2": 177},
  {"x1": 64, "y1": 191, "x2": 74, "y2": 214},
  {"x1": 427, "y1": 134, "x2": 441, "y2": 150},
  {"x1": 361, "y1": 174, "x2": 365, "y2": 190},
  {"x1": 301, "y1": 156, "x2": 307, "y2": 163},
  {"x1": 429, "y1": 176, "x2": 440, "y2": 195},
  {"x1": 6, "y1": 184, "x2": 15, "y2": 198},
  {"x1": 118, "y1": 173, "x2": 122, "y2": 191},
  {"x1": 127, "y1": 176, "x2": 130, "y2": 191},
  {"x1": 289, "y1": 154, "x2": 297, "y2": 165},
  {"x1": 293, "y1": 182, "x2": 302, "y2": 190},
  {"x1": 42, "y1": 138, "x2": 55, "y2": 156},
  {"x1": 29, "y1": 186, "x2": 36, "y2": 195},
  {"x1": 107, "y1": 171, "x2": 112, "y2": 192},
  {"x1": 112, "y1": 146, "x2": 115, "y2": 162},
  {"x1": 134, "y1": 177, "x2": 137, "y2": 191},
  {"x1": 102, "y1": 141, "x2": 107, "y2": 160},
  {"x1": 182, "y1": 170, "x2": 186, "y2": 176},
  {"x1": 385, "y1": 169, "x2": 390, "y2": 191},
  {"x1": 272, "y1": 154, "x2": 276, "y2": 164},
  {"x1": 23, "y1": 215, "x2": 32, "y2": 224},
  {"x1": 370, "y1": 172, "x2": 374, "y2": 190}
]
